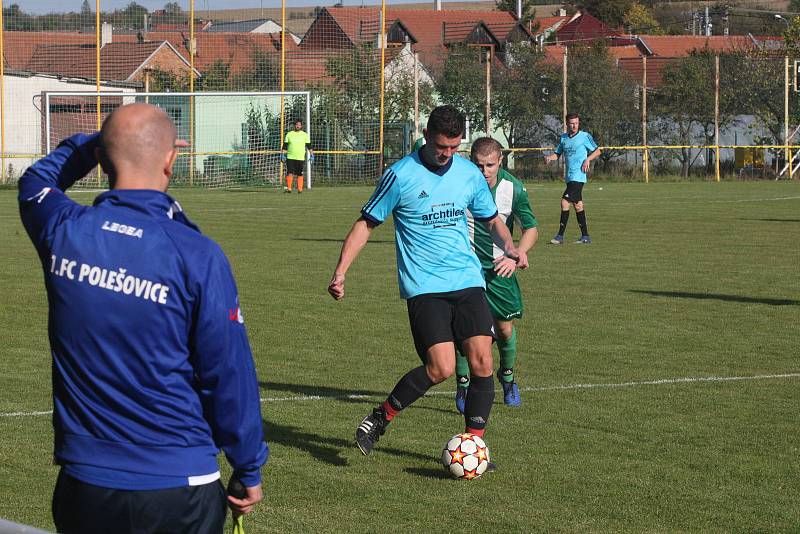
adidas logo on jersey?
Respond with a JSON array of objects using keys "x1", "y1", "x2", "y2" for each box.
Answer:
[{"x1": 418, "y1": 190, "x2": 429, "y2": 199}]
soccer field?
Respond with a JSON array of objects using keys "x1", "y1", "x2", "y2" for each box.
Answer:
[{"x1": 1, "y1": 182, "x2": 799, "y2": 532}]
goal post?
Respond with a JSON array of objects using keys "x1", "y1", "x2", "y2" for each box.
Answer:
[{"x1": 43, "y1": 91, "x2": 311, "y2": 189}]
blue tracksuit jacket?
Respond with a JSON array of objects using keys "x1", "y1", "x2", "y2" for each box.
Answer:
[{"x1": 18, "y1": 133, "x2": 268, "y2": 490}]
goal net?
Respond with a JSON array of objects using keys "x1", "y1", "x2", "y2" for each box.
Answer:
[{"x1": 44, "y1": 91, "x2": 311, "y2": 189}]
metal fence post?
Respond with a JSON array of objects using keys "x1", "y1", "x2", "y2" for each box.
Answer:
[
  {"x1": 642, "y1": 55, "x2": 648, "y2": 183},
  {"x1": 714, "y1": 54, "x2": 720, "y2": 182}
]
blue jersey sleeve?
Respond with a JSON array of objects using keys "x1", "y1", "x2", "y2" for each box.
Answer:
[
  {"x1": 584, "y1": 132, "x2": 598, "y2": 153},
  {"x1": 468, "y1": 172, "x2": 498, "y2": 222},
  {"x1": 361, "y1": 168, "x2": 400, "y2": 224},
  {"x1": 18, "y1": 133, "x2": 101, "y2": 256},
  {"x1": 554, "y1": 135, "x2": 566, "y2": 156},
  {"x1": 190, "y1": 244, "x2": 269, "y2": 487}
]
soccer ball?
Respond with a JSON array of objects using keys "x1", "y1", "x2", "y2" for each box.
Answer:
[{"x1": 441, "y1": 433, "x2": 490, "y2": 480}]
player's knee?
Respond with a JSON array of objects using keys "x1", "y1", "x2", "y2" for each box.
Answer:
[
  {"x1": 465, "y1": 351, "x2": 493, "y2": 376},
  {"x1": 575, "y1": 201, "x2": 584, "y2": 211},
  {"x1": 497, "y1": 322, "x2": 514, "y2": 340},
  {"x1": 425, "y1": 361, "x2": 454, "y2": 383}
]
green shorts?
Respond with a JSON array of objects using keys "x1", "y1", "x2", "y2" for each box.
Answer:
[{"x1": 484, "y1": 269, "x2": 524, "y2": 321}]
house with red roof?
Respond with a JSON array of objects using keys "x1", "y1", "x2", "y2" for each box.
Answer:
[
  {"x1": 542, "y1": 30, "x2": 773, "y2": 89},
  {"x1": 527, "y1": 12, "x2": 576, "y2": 45},
  {"x1": 300, "y1": 6, "x2": 534, "y2": 73},
  {"x1": 23, "y1": 40, "x2": 199, "y2": 84}
]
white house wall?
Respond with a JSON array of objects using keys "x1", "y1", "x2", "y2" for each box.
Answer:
[
  {"x1": 2, "y1": 73, "x2": 135, "y2": 176},
  {"x1": 384, "y1": 45, "x2": 435, "y2": 87}
]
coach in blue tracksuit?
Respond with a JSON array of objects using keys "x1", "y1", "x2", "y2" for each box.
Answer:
[{"x1": 18, "y1": 103, "x2": 268, "y2": 533}]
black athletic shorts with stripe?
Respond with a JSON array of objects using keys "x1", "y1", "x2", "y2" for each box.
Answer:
[
  {"x1": 406, "y1": 287, "x2": 495, "y2": 362},
  {"x1": 561, "y1": 180, "x2": 584, "y2": 203}
]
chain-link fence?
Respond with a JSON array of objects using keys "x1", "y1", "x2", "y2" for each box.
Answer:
[
  {"x1": 2, "y1": 1, "x2": 798, "y2": 186},
  {"x1": 1, "y1": 0, "x2": 387, "y2": 187}
]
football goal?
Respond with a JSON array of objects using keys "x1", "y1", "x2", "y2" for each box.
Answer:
[{"x1": 43, "y1": 91, "x2": 311, "y2": 189}]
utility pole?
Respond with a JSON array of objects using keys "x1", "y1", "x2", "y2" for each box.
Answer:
[
  {"x1": 705, "y1": 6, "x2": 712, "y2": 36},
  {"x1": 722, "y1": 8, "x2": 729, "y2": 36}
]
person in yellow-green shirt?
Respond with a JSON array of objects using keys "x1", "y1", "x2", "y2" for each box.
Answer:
[{"x1": 281, "y1": 120, "x2": 313, "y2": 193}]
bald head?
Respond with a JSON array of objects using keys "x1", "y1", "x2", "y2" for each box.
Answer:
[{"x1": 99, "y1": 103, "x2": 178, "y2": 190}]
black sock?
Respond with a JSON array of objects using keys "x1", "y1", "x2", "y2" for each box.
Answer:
[
  {"x1": 386, "y1": 366, "x2": 434, "y2": 412},
  {"x1": 464, "y1": 375, "x2": 495, "y2": 432},
  {"x1": 558, "y1": 210, "x2": 569, "y2": 236},
  {"x1": 576, "y1": 210, "x2": 588, "y2": 236}
]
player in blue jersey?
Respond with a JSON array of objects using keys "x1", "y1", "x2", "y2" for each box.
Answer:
[
  {"x1": 544, "y1": 112, "x2": 601, "y2": 244},
  {"x1": 328, "y1": 105, "x2": 520, "y2": 459}
]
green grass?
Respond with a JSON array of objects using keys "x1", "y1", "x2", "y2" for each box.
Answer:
[{"x1": 1, "y1": 182, "x2": 799, "y2": 532}]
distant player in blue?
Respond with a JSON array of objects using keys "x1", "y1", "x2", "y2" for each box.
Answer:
[
  {"x1": 328, "y1": 106, "x2": 520, "y2": 460},
  {"x1": 544, "y1": 112, "x2": 601, "y2": 244}
]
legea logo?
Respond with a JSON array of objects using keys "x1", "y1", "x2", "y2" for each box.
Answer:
[{"x1": 101, "y1": 220, "x2": 144, "y2": 238}]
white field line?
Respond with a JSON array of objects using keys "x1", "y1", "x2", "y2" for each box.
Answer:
[
  {"x1": 114, "y1": 194, "x2": 798, "y2": 217},
  {"x1": 2, "y1": 373, "x2": 798, "y2": 418},
  {"x1": 2, "y1": 194, "x2": 797, "y2": 221}
]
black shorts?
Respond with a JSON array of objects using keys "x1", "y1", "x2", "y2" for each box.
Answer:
[
  {"x1": 53, "y1": 470, "x2": 226, "y2": 534},
  {"x1": 286, "y1": 158, "x2": 305, "y2": 176},
  {"x1": 406, "y1": 287, "x2": 495, "y2": 361},
  {"x1": 562, "y1": 181, "x2": 584, "y2": 203}
]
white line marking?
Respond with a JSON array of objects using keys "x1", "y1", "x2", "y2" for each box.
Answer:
[
  {"x1": 0, "y1": 410, "x2": 53, "y2": 418},
  {"x1": 2, "y1": 373, "x2": 797, "y2": 418}
]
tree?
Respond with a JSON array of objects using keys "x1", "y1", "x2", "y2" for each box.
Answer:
[
  {"x1": 320, "y1": 44, "x2": 382, "y2": 149},
  {"x1": 164, "y1": 2, "x2": 183, "y2": 15},
  {"x1": 147, "y1": 68, "x2": 189, "y2": 92},
  {"x1": 623, "y1": 2, "x2": 663, "y2": 35},
  {"x1": 565, "y1": 41, "x2": 640, "y2": 170},
  {"x1": 721, "y1": 50, "x2": 797, "y2": 163},
  {"x1": 3, "y1": 4, "x2": 34, "y2": 31},
  {"x1": 80, "y1": 0, "x2": 93, "y2": 29},
  {"x1": 783, "y1": 15, "x2": 800, "y2": 58},
  {"x1": 491, "y1": 43, "x2": 560, "y2": 149},
  {"x1": 243, "y1": 103, "x2": 268, "y2": 174},
  {"x1": 383, "y1": 69, "x2": 436, "y2": 124},
  {"x1": 438, "y1": 45, "x2": 488, "y2": 132},
  {"x1": 233, "y1": 49, "x2": 280, "y2": 91},
  {"x1": 113, "y1": 2, "x2": 148, "y2": 30},
  {"x1": 495, "y1": 0, "x2": 537, "y2": 25},
  {"x1": 651, "y1": 49, "x2": 737, "y2": 177},
  {"x1": 197, "y1": 60, "x2": 232, "y2": 91},
  {"x1": 574, "y1": 0, "x2": 633, "y2": 29}
]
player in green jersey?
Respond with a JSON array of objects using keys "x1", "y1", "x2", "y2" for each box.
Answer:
[
  {"x1": 455, "y1": 137, "x2": 538, "y2": 411},
  {"x1": 282, "y1": 120, "x2": 313, "y2": 193}
]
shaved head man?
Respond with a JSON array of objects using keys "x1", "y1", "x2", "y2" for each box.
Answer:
[
  {"x1": 18, "y1": 103, "x2": 268, "y2": 533},
  {"x1": 97, "y1": 103, "x2": 181, "y2": 191}
]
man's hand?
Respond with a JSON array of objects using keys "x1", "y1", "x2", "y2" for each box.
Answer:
[
  {"x1": 516, "y1": 252, "x2": 529, "y2": 270},
  {"x1": 227, "y1": 484, "x2": 263, "y2": 516},
  {"x1": 492, "y1": 255, "x2": 518, "y2": 278},
  {"x1": 280, "y1": 152, "x2": 287, "y2": 162},
  {"x1": 581, "y1": 159, "x2": 590, "y2": 173},
  {"x1": 328, "y1": 273, "x2": 345, "y2": 300},
  {"x1": 544, "y1": 153, "x2": 557, "y2": 165}
]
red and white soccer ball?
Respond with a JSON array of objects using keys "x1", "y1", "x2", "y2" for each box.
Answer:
[{"x1": 441, "y1": 433, "x2": 490, "y2": 480}]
